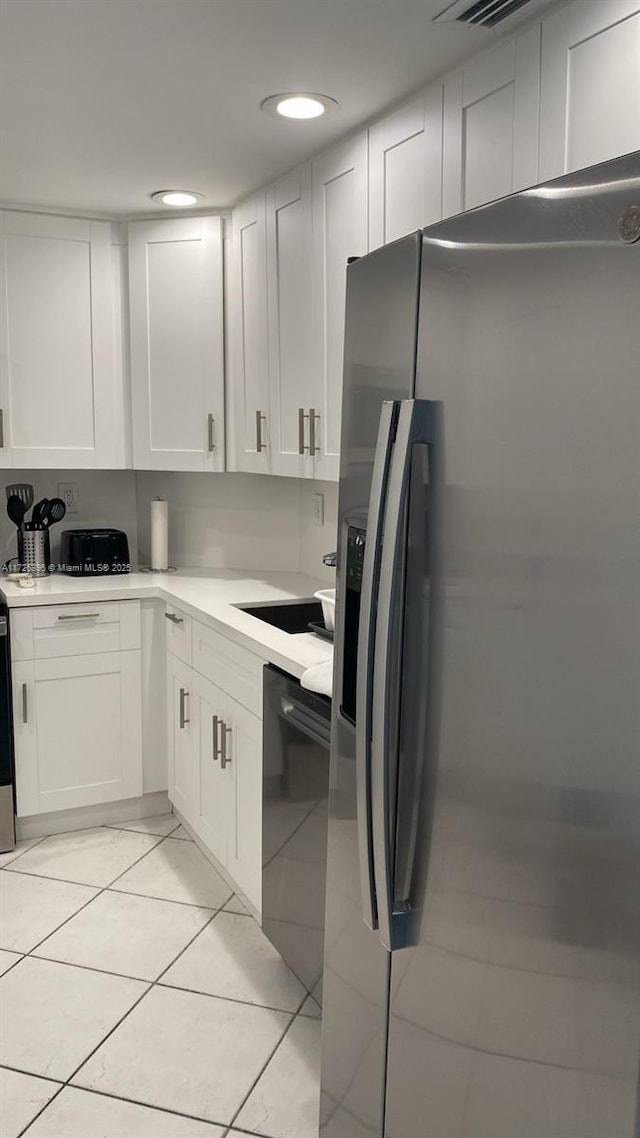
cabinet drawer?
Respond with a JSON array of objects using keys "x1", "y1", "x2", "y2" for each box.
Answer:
[
  {"x1": 192, "y1": 620, "x2": 262, "y2": 717},
  {"x1": 11, "y1": 601, "x2": 141, "y2": 660},
  {"x1": 164, "y1": 604, "x2": 192, "y2": 665}
]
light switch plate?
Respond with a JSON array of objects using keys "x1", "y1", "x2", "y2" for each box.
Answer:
[
  {"x1": 312, "y1": 492, "x2": 324, "y2": 527},
  {"x1": 58, "y1": 482, "x2": 79, "y2": 513}
]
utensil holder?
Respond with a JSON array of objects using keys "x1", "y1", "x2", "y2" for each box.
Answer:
[{"x1": 17, "y1": 527, "x2": 51, "y2": 577}]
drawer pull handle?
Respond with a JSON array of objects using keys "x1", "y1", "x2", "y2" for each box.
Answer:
[
  {"x1": 256, "y1": 410, "x2": 267, "y2": 453},
  {"x1": 208, "y1": 413, "x2": 216, "y2": 452},
  {"x1": 179, "y1": 687, "x2": 189, "y2": 729},
  {"x1": 165, "y1": 613, "x2": 184, "y2": 625},
  {"x1": 57, "y1": 612, "x2": 100, "y2": 621},
  {"x1": 220, "y1": 722, "x2": 232, "y2": 769},
  {"x1": 22, "y1": 683, "x2": 28, "y2": 724},
  {"x1": 212, "y1": 714, "x2": 221, "y2": 761},
  {"x1": 308, "y1": 407, "x2": 320, "y2": 456}
]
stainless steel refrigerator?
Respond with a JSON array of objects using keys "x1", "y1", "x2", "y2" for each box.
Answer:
[{"x1": 321, "y1": 153, "x2": 640, "y2": 1138}]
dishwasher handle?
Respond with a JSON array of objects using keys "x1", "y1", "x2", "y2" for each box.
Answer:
[{"x1": 280, "y1": 697, "x2": 331, "y2": 749}]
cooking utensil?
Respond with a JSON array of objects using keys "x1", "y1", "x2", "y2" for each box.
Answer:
[
  {"x1": 5, "y1": 484, "x2": 34, "y2": 512},
  {"x1": 39, "y1": 498, "x2": 66, "y2": 528},
  {"x1": 30, "y1": 498, "x2": 50, "y2": 527},
  {"x1": 6, "y1": 494, "x2": 28, "y2": 529}
]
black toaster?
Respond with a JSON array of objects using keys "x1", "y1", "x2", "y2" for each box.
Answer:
[{"x1": 60, "y1": 529, "x2": 130, "y2": 576}]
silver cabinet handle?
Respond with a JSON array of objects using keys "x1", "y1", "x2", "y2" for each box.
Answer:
[
  {"x1": 165, "y1": 612, "x2": 184, "y2": 625},
  {"x1": 220, "y1": 721, "x2": 232, "y2": 769},
  {"x1": 22, "y1": 683, "x2": 28, "y2": 724},
  {"x1": 179, "y1": 687, "x2": 189, "y2": 729},
  {"x1": 308, "y1": 408, "x2": 320, "y2": 456},
  {"x1": 207, "y1": 413, "x2": 215, "y2": 452},
  {"x1": 212, "y1": 714, "x2": 221, "y2": 760},
  {"x1": 0, "y1": 409, "x2": 4, "y2": 448},
  {"x1": 256, "y1": 410, "x2": 267, "y2": 453},
  {"x1": 58, "y1": 612, "x2": 100, "y2": 621},
  {"x1": 356, "y1": 401, "x2": 398, "y2": 934},
  {"x1": 371, "y1": 398, "x2": 438, "y2": 952},
  {"x1": 298, "y1": 407, "x2": 307, "y2": 455}
]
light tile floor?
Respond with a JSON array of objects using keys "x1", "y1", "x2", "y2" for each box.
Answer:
[{"x1": 0, "y1": 814, "x2": 321, "y2": 1138}]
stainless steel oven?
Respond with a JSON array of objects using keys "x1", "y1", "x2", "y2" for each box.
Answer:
[{"x1": 262, "y1": 664, "x2": 330, "y2": 1004}]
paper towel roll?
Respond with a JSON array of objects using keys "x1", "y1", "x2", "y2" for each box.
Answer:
[{"x1": 150, "y1": 498, "x2": 169, "y2": 571}]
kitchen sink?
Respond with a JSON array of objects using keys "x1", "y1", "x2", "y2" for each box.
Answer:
[{"x1": 238, "y1": 599, "x2": 323, "y2": 634}]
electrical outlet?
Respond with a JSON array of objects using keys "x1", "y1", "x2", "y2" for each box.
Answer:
[
  {"x1": 312, "y1": 492, "x2": 324, "y2": 527},
  {"x1": 58, "y1": 482, "x2": 79, "y2": 514}
]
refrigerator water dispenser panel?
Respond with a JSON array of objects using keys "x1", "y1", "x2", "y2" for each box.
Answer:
[{"x1": 341, "y1": 526, "x2": 365, "y2": 725}]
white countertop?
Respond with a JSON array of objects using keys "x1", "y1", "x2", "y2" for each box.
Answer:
[{"x1": 0, "y1": 568, "x2": 334, "y2": 680}]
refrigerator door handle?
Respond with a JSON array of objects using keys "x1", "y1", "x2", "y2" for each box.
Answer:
[
  {"x1": 355, "y1": 400, "x2": 399, "y2": 931},
  {"x1": 371, "y1": 398, "x2": 438, "y2": 951}
]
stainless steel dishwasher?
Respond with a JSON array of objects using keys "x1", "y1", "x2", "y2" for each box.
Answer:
[{"x1": 262, "y1": 664, "x2": 330, "y2": 1004}]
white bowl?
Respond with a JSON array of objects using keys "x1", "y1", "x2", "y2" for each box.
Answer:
[{"x1": 314, "y1": 588, "x2": 336, "y2": 632}]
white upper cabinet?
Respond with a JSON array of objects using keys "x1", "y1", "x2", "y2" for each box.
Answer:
[
  {"x1": 443, "y1": 25, "x2": 541, "y2": 217},
  {"x1": 0, "y1": 211, "x2": 123, "y2": 469},
  {"x1": 369, "y1": 86, "x2": 444, "y2": 250},
  {"x1": 228, "y1": 195, "x2": 271, "y2": 474},
  {"x1": 267, "y1": 166, "x2": 314, "y2": 478},
  {"x1": 540, "y1": 0, "x2": 640, "y2": 181},
  {"x1": 128, "y1": 215, "x2": 224, "y2": 472},
  {"x1": 311, "y1": 132, "x2": 369, "y2": 482}
]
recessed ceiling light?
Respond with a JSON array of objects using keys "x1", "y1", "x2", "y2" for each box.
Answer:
[
  {"x1": 261, "y1": 93, "x2": 339, "y2": 120},
  {"x1": 151, "y1": 190, "x2": 203, "y2": 207}
]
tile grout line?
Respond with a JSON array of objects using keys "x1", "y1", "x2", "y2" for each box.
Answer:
[
  {"x1": 0, "y1": 833, "x2": 48, "y2": 870},
  {"x1": 12, "y1": 829, "x2": 177, "y2": 958},
  {"x1": 9, "y1": 861, "x2": 274, "y2": 1131},
  {"x1": 4, "y1": 824, "x2": 315, "y2": 1137},
  {"x1": 226, "y1": 1011, "x2": 297, "y2": 1134},
  {"x1": 16, "y1": 1080, "x2": 67, "y2": 1138},
  {"x1": 7, "y1": 1071, "x2": 242, "y2": 1136}
]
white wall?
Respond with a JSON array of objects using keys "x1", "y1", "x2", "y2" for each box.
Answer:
[
  {"x1": 299, "y1": 480, "x2": 339, "y2": 583},
  {"x1": 1, "y1": 470, "x2": 138, "y2": 571},
  {"x1": 135, "y1": 470, "x2": 338, "y2": 581},
  {"x1": 132, "y1": 471, "x2": 337, "y2": 582},
  {"x1": 1, "y1": 469, "x2": 337, "y2": 581}
]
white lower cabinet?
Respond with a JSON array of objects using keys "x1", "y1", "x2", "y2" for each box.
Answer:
[
  {"x1": 13, "y1": 650, "x2": 142, "y2": 816},
  {"x1": 167, "y1": 650, "x2": 197, "y2": 826},
  {"x1": 167, "y1": 630, "x2": 263, "y2": 913},
  {"x1": 194, "y1": 673, "x2": 230, "y2": 865},
  {"x1": 223, "y1": 690, "x2": 262, "y2": 912}
]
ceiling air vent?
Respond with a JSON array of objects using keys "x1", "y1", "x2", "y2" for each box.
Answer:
[{"x1": 433, "y1": 0, "x2": 534, "y2": 29}]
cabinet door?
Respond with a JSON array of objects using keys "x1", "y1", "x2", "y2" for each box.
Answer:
[
  {"x1": 540, "y1": 0, "x2": 640, "y2": 180},
  {"x1": 194, "y1": 673, "x2": 231, "y2": 865},
  {"x1": 369, "y1": 86, "x2": 443, "y2": 251},
  {"x1": 227, "y1": 195, "x2": 271, "y2": 474},
  {"x1": 311, "y1": 133, "x2": 369, "y2": 482},
  {"x1": 129, "y1": 216, "x2": 224, "y2": 472},
  {"x1": 225, "y1": 694, "x2": 262, "y2": 913},
  {"x1": 267, "y1": 166, "x2": 314, "y2": 478},
  {"x1": 443, "y1": 25, "x2": 541, "y2": 217},
  {"x1": 0, "y1": 212, "x2": 121, "y2": 470},
  {"x1": 13, "y1": 651, "x2": 142, "y2": 816},
  {"x1": 167, "y1": 651, "x2": 197, "y2": 824}
]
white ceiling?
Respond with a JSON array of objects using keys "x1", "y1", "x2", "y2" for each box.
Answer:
[{"x1": 0, "y1": 0, "x2": 540, "y2": 217}]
